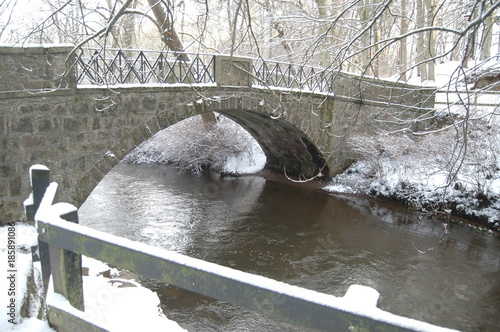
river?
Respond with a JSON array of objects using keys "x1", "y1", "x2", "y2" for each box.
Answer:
[{"x1": 79, "y1": 163, "x2": 500, "y2": 332}]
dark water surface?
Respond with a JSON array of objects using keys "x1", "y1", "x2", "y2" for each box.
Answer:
[{"x1": 80, "y1": 163, "x2": 500, "y2": 331}]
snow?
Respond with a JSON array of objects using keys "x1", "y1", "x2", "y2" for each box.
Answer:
[
  {"x1": 325, "y1": 153, "x2": 500, "y2": 229},
  {"x1": 124, "y1": 113, "x2": 267, "y2": 174},
  {"x1": 325, "y1": 60, "x2": 500, "y2": 230},
  {"x1": 105, "y1": 150, "x2": 117, "y2": 159},
  {"x1": 1, "y1": 223, "x2": 53, "y2": 332},
  {"x1": 46, "y1": 256, "x2": 186, "y2": 331},
  {"x1": 253, "y1": 83, "x2": 334, "y2": 97},
  {"x1": 223, "y1": 138, "x2": 266, "y2": 174},
  {"x1": 1, "y1": 317, "x2": 55, "y2": 332},
  {"x1": 78, "y1": 82, "x2": 217, "y2": 90},
  {"x1": 22, "y1": 193, "x2": 33, "y2": 209},
  {"x1": 324, "y1": 117, "x2": 500, "y2": 230},
  {"x1": 342, "y1": 284, "x2": 380, "y2": 308}
]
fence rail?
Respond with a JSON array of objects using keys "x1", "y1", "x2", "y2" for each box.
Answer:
[
  {"x1": 75, "y1": 48, "x2": 216, "y2": 86},
  {"x1": 252, "y1": 59, "x2": 334, "y2": 93},
  {"x1": 74, "y1": 48, "x2": 335, "y2": 93},
  {"x1": 435, "y1": 90, "x2": 500, "y2": 110},
  {"x1": 25, "y1": 165, "x2": 457, "y2": 332}
]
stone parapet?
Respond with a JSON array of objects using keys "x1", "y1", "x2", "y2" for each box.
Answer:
[
  {"x1": 215, "y1": 55, "x2": 253, "y2": 87},
  {"x1": 0, "y1": 44, "x2": 76, "y2": 93}
]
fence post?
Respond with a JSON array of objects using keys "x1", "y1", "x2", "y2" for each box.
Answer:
[
  {"x1": 48, "y1": 205, "x2": 85, "y2": 311},
  {"x1": 25, "y1": 166, "x2": 53, "y2": 296}
]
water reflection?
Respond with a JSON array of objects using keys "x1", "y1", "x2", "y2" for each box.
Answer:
[{"x1": 80, "y1": 163, "x2": 500, "y2": 332}]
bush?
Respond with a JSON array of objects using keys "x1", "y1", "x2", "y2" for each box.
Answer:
[{"x1": 124, "y1": 114, "x2": 260, "y2": 174}]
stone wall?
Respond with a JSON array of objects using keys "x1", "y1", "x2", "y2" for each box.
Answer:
[{"x1": 0, "y1": 45, "x2": 76, "y2": 92}]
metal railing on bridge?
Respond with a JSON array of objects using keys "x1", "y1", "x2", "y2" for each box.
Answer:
[
  {"x1": 253, "y1": 58, "x2": 334, "y2": 93},
  {"x1": 74, "y1": 48, "x2": 335, "y2": 94},
  {"x1": 75, "y1": 48, "x2": 216, "y2": 85}
]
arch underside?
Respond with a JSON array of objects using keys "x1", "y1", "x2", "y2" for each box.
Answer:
[{"x1": 217, "y1": 109, "x2": 330, "y2": 180}]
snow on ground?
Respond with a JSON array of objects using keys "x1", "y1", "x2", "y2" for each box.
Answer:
[
  {"x1": 0, "y1": 223, "x2": 53, "y2": 332},
  {"x1": 223, "y1": 138, "x2": 266, "y2": 174},
  {"x1": 0, "y1": 223, "x2": 186, "y2": 332},
  {"x1": 67, "y1": 256, "x2": 186, "y2": 331}
]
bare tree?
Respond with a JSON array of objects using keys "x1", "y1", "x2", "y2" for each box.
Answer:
[{"x1": 147, "y1": 0, "x2": 189, "y2": 60}]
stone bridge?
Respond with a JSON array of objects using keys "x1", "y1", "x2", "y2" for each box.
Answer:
[{"x1": 0, "y1": 45, "x2": 435, "y2": 223}]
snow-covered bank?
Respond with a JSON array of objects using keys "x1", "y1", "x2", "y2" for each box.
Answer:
[
  {"x1": 0, "y1": 223, "x2": 50, "y2": 332},
  {"x1": 324, "y1": 120, "x2": 500, "y2": 232},
  {"x1": 0, "y1": 223, "x2": 186, "y2": 332},
  {"x1": 124, "y1": 113, "x2": 266, "y2": 175},
  {"x1": 325, "y1": 60, "x2": 499, "y2": 231}
]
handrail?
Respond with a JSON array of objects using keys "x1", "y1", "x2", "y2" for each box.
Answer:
[
  {"x1": 434, "y1": 90, "x2": 500, "y2": 109},
  {"x1": 252, "y1": 59, "x2": 335, "y2": 93},
  {"x1": 24, "y1": 165, "x2": 458, "y2": 332},
  {"x1": 74, "y1": 48, "x2": 336, "y2": 93},
  {"x1": 75, "y1": 48, "x2": 216, "y2": 86}
]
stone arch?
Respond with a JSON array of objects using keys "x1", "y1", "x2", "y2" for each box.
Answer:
[
  {"x1": 216, "y1": 109, "x2": 329, "y2": 179},
  {"x1": 69, "y1": 93, "x2": 330, "y2": 208}
]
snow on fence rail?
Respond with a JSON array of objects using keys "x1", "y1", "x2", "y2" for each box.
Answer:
[{"x1": 25, "y1": 165, "x2": 458, "y2": 332}]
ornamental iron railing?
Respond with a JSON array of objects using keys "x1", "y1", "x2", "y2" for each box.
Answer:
[
  {"x1": 252, "y1": 59, "x2": 334, "y2": 93},
  {"x1": 74, "y1": 48, "x2": 335, "y2": 94},
  {"x1": 75, "y1": 48, "x2": 216, "y2": 85}
]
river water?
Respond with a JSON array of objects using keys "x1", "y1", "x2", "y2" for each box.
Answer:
[{"x1": 79, "y1": 163, "x2": 500, "y2": 332}]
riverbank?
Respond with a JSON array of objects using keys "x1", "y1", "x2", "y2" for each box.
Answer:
[{"x1": 324, "y1": 157, "x2": 499, "y2": 233}]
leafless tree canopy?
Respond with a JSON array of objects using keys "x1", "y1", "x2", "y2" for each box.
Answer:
[{"x1": 1, "y1": 0, "x2": 498, "y2": 82}]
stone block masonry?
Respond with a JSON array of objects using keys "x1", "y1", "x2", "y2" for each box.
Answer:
[{"x1": 0, "y1": 45, "x2": 76, "y2": 93}]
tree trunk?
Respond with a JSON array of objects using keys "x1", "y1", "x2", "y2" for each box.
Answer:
[
  {"x1": 147, "y1": 0, "x2": 189, "y2": 61},
  {"x1": 416, "y1": 0, "x2": 427, "y2": 79},
  {"x1": 201, "y1": 112, "x2": 217, "y2": 130},
  {"x1": 372, "y1": 23, "x2": 379, "y2": 76},
  {"x1": 425, "y1": 0, "x2": 435, "y2": 81},
  {"x1": 358, "y1": 0, "x2": 372, "y2": 73},
  {"x1": 399, "y1": 0, "x2": 408, "y2": 81},
  {"x1": 480, "y1": 9, "x2": 494, "y2": 61},
  {"x1": 461, "y1": 2, "x2": 479, "y2": 68},
  {"x1": 315, "y1": 0, "x2": 331, "y2": 68},
  {"x1": 121, "y1": 0, "x2": 137, "y2": 48}
]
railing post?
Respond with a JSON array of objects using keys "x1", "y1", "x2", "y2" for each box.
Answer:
[
  {"x1": 31, "y1": 166, "x2": 51, "y2": 217},
  {"x1": 215, "y1": 55, "x2": 253, "y2": 87},
  {"x1": 47, "y1": 205, "x2": 85, "y2": 312}
]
